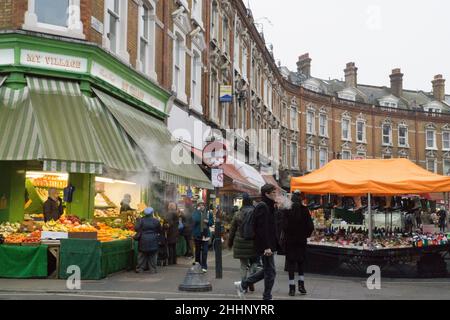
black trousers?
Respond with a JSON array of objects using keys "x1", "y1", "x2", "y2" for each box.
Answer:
[
  {"x1": 287, "y1": 259, "x2": 305, "y2": 279},
  {"x1": 194, "y1": 239, "x2": 209, "y2": 269},
  {"x1": 168, "y1": 243, "x2": 177, "y2": 265},
  {"x1": 242, "y1": 255, "x2": 276, "y2": 300}
]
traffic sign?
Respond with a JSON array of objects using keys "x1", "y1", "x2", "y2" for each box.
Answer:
[
  {"x1": 212, "y1": 169, "x2": 224, "y2": 188},
  {"x1": 203, "y1": 141, "x2": 227, "y2": 168}
]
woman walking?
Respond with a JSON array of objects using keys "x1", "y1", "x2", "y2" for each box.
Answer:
[
  {"x1": 228, "y1": 194, "x2": 258, "y2": 292},
  {"x1": 282, "y1": 191, "x2": 314, "y2": 296},
  {"x1": 165, "y1": 202, "x2": 180, "y2": 265},
  {"x1": 135, "y1": 207, "x2": 162, "y2": 274}
]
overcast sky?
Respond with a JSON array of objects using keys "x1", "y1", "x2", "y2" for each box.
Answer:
[{"x1": 247, "y1": 0, "x2": 450, "y2": 93}]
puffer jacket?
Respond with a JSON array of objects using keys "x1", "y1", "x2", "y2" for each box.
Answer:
[
  {"x1": 135, "y1": 216, "x2": 162, "y2": 253},
  {"x1": 228, "y1": 206, "x2": 257, "y2": 259}
]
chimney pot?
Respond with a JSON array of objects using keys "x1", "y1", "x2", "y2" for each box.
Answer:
[
  {"x1": 344, "y1": 62, "x2": 358, "y2": 87},
  {"x1": 297, "y1": 53, "x2": 312, "y2": 78},
  {"x1": 390, "y1": 68, "x2": 404, "y2": 97},
  {"x1": 432, "y1": 74, "x2": 446, "y2": 101}
]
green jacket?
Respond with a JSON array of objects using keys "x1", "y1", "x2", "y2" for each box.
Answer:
[{"x1": 228, "y1": 206, "x2": 257, "y2": 259}]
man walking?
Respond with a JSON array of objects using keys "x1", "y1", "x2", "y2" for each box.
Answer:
[
  {"x1": 193, "y1": 202, "x2": 214, "y2": 272},
  {"x1": 234, "y1": 184, "x2": 279, "y2": 300}
]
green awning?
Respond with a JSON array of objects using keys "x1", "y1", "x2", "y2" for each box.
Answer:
[
  {"x1": 93, "y1": 88, "x2": 213, "y2": 189},
  {"x1": 27, "y1": 77, "x2": 103, "y2": 174},
  {"x1": 0, "y1": 86, "x2": 42, "y2": 160},
  {"x1": 0, "y1": 76, "x2": 5, "y2": 87},
  {"x1": 82, "y1": 96, "x2": 147, "y2": 173}
]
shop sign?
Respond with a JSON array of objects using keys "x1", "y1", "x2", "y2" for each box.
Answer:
[
  {"x1": 219, "y1": 85, "x2": 233, "y2": 103},
  {"x1": 212, "y1": 168, "x2": 224, "y2": 188},
  {"x1": 20, "y1": 49, "x2": 88, "y2": 73},
  {"x1": 91, "y1": 16, "x2": 104, "y2": 35},
  {"x1": 91, "y1": 61, "x2": 165, "y2": 113},
  {"x1": 0, "y1": 49, "x2": 14, "y2": 65}
]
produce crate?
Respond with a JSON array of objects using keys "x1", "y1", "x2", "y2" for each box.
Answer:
[{"x1": 68, "y1": 232, "x2": 98, "y2": 240}]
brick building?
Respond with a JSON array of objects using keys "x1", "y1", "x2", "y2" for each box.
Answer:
[{"x1": 0, "y1": 0, "x2": 449, "y2": 194}]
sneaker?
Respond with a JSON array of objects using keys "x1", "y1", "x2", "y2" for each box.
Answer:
[
  {"x1": 234, "y1": 281, "x2": 245, "y2": 299},
  {"x1": 202, "y1": 269, "x2": 207, "y2": 273}
]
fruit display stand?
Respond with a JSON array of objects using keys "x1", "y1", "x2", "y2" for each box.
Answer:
[
  {"x1": 59, "y1": 238, "x2": 133, "y2": 280},
  {"x1": 0, "y1": 244, "x2": 48, "y2": 279}
]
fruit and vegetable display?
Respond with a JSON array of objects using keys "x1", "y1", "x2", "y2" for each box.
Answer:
[
  {"x1": 309, "y1": 227, "x2": 450, "y2": 250},
  {"x1": 31, "y1": 176, "x2": 67, "y2": 189},
  {"x1": 1, "y1": 214, "x2": 135, "y2": 244},
  {"x1": 94, "y1": 208, "x2": 120, "y2": 218}
]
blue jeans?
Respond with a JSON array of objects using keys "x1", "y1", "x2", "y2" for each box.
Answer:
[
  {"x1": 242, "y1": 255, "x2": 276, "y2": 300},
  {"x1": 194, "y1": 239, "x2": 209, "y2": 269}
]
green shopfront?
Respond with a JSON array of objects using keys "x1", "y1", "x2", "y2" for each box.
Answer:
[{"x1": 0, "y1": 32, "x2": 212, "y2": 223}]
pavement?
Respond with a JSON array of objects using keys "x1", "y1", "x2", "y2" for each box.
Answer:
[{"x1": 0, "y1": 249, "x2": 449, "y2": 300}]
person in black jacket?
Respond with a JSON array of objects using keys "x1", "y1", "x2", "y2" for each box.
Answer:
[
  {"x1": 135, "y1": 207, "x2": 162, "y2": 274},
  {"x1": 282, "y1": 191, "x2": 314, "y2": 296},
  {"x1": 235, "y1": 184, "x2": 278, "y2": 301},
  {"x1": 164, "y1": 202, "x2": 180, "y2": 265},
  {"x1": 43, "y1": 188, "x2": 63, "y2": 222},
  {"x1": 181, "y1": 200, "x2": 194, "y2": 258}
]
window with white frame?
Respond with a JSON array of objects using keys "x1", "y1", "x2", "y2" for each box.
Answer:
[
  {"x1": 173, "y1": 31, "x2": 187, "y2": 102},
  {"x1": 282, "y1": 140, "x2": 287, "y2": 167},
  {"x1": 342, "y1": 118, "x2": 351, "y2": 141},
  {"x1": 356, "y1": 120, "x2": 366, "y2": 143},
  {"x1": 382, "y1": 124, "x2": 392, "y2": 146},
  {"x1": 138, "y1": 3, "x2": 156, "y2": 79},
  {"x1": 444, "y1": 159, "x2": 450, "y2": 176},
  {"x1": 211, "y1": 2, "x2": 218, "y2": 42},
  {"x1": 291, "y1": 142, "x2": 298, "y2": 168},
  {"x1": 267, "y1": 84, "x2": 273, "y2": 110},
  {"x1": 191, "y1": 0, "x2": 203, "y2": 27},
  {"x1": 242, "y1": 46, "x2": 248, "y2": 80},
  {"x1": 319, "y1": 148, "x2": 328, "y2": 168},
  {"x1": 443, "y1": 132, "x2": 450, "y2": 151},
  {"x1": 290, "y1": 107, "x2": 298, "y2": 131},
  {"x1": 103, "y1": 0, "x2": 128, "y2": 61},
  {"x1": 398, "y1": 126, "x2": 408, "y2": 147},
  {"x1": 210, "y1": 71, "x2": 218, "y2": 122},
  {"x1": 307, "y1": 146, "x2": 315, "y2": 171},
  {"x1": 191, "y1": 49, "x2": 202, "y2": 112},
  {"x1": 222, "y1": 16, "x2": 230, "y2": 54},
  {"x1": 342, "y1": 150, "x2": 352, "y2": 160},
  {"x1": 234, "y1": 33, "x2": 240, "y2": 73},
  {"x1": 23, "y1": 0, "x2": 85, "y2": 39},
  {"x1": 427, "y1": 158, "x2": 437, "y2": 173},
  {"x1": 319, "y1": 113, "x2": 328, "y2": 137},
  {"x1": 426, "y1": 130, "x2": 437, "y2": 149},
  {"x1": 306, "y1": 111, "x2": 315, "y2": 134}
]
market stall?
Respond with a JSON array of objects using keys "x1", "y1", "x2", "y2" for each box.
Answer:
[{"x1": 291, "y1": 159, "x2": 450, "y2": 277}]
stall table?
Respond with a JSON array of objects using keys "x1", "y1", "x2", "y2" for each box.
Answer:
[{"x1": 0, "y1": 244, "x2": 48, "y2": 278}]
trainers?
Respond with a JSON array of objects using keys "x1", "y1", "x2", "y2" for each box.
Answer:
[
  {"x1": 202, "y1": 269, "x2": 207, "y2": 273},
  {"x1": 234, "y1": 281, "x2": 245, "y2": 299}
]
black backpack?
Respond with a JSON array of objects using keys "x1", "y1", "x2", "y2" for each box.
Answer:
[{"x1": 239, "y1": 206, "x2": 256, "y2": 240}]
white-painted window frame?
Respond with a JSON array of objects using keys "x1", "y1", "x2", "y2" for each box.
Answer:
[
  {"x1": 307, "y1": 145, "x2": 316, "y2": 172},
  {"x1": 382, "y1": 123, "x2": 392, "y2": 146},
  {"x1": 291, "y1": 142, "x2": 298, "y2": 169},
  {"x1": 319, "y1": 113, "x2": 328, "y2": 137},
  {"x1": 103, "y1": 0, "x2": 129, "y2": 62},
  {"x1": 172, "y1": 28, "x2": 188, "y2": 104},
  {"x1": 426, "y1": 130, "x2": 437, "y2": 150},
  {"x1": 319, "y1": 147, "x2": 328, "y2": 168},
  {"x1": 342, "y1": 150, "x2": 352, "y2": 160},
  {"x1": 442, "y1": 131, "x2": 450, "y2": 151},
  {"x1": 443, "y1": 159, "x2": 450, "y2": 176},
  {"x1": 426, "y1": 158, "x2": 437, "y2": 173},
  {"x1": 342, "y1": 118, "x2": 351, "y2": 141},
  {"x1": 306, "y1": 110, "x2": 315, "y2": 135},
  {"x1": 190, "y1": 46, "x2": 203, "y2": 113},
  {"x1": 356, "y1": 120, "x2": 366, "y2": 143},
  {"x1": 398, "y1": 125, "x2": 409, "y2": 147},
  {"x1": 137, "y1": 1, "x2": 157, "y2": 81},
  {"x1": 23, "y1": 0, "x2": 85, "y2": 39}
]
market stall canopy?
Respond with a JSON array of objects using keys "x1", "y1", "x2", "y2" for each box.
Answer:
[
  {"x1": 232, "y1": 159, "x2": 266, "y2": 190},
  {"x1": 192, "y1": 147, "x2": 259, "y2": 194},
  {"x1": 27, "y1": 77, "x2": 103, "y2": 174},
  {"x1": 82, "y1": 96, "x2": 147, "y2": 173},
  {"x1": 262, "y1": 174, "x2": 284, "y2": 194},
  {"x1": 0, "y1": 85, "x2": 42, "y2": 161},
  {"x1": 291, "y1": 159, "x2": 450, "y2": 196},
  {"x1": 93, "y1": 89, "x2": 212, "y2": 190},
  {"x1": 0, "y1": 76, "x2": 5, "y2": 87}
]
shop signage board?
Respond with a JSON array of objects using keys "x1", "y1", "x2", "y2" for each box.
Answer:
[
  {"x1": 91, "y1": 61, "x2": 166, "y2": 113},
  {"x1": 212, "y1": 168, "x2": 224, "y2": 188},
  {"x1": 91, "y1": 16, "x2": 104, "y2": 35},
  {"x1": 0, "y1": 49, "x2": 14, "y2": 65},
  {"x1": 219, "y1": 85, "x2": 233, "y2": 103},
  {"x1": 20, "y1": 49, "x2": 88, "y2": 73}
]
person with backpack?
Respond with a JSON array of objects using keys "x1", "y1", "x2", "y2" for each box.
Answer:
[
  {"x1": 228, "y1": 193, "x2": 258, "y2": 293},
  {"x1": 281, "y1": 191, "x2": 314, "y2": 296},
  {"x1": 235, "y1": 184, "x2": 279, "y2": 301}
]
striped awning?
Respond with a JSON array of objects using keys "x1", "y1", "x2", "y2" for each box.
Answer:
[
  {"x1": 93, "y1": 88, "x2": 213, "y2": 189},
  {"x1": 0, "y1": 76, "x2": 5, "y2": 87},
  {"x1": 27, "y1": 77, "x2": 103, "y2": 174},
  {"x1": 0, "y1": 86, "x2": 42, "y2": 160},
  {"x1": 83, "y1": 96, "x2": 147, "y2": 173}
]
